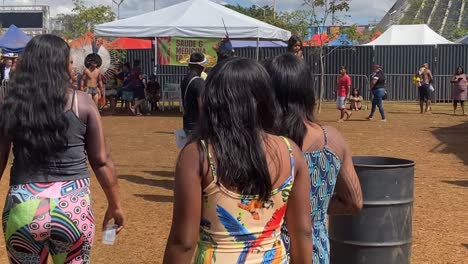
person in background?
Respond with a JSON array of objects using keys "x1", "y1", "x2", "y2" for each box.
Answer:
[
  {"x1": 129, "y1": 60, "x2": 146, "y2": 116},
  {"x1": 367, "y1": 64, "x2": 387, "y2": 121},
  {"x1": 146, "y1": 74, "x2": 161, "y2": 111},
  {"x1": 0, "y1": 57, "x2": 14, "y2": 84},
  {"x1": 450, "y1": 66, "x2": 467, "y2": 115},
  {"x1": 349, "y1": 88, "x2": 363, "y2": 111},
  {"x1": 80, "y1": 54, "x2": 103, "y2": 106},
  {"x1": 70, "y1": 66, "x2": 79, "y2": 90},
  {"x1": 287, "y1": 35, "x2": 304, "y2": 59},
  {"x1": 180, "y1": 52, "x2": 206, "y2": 137},
  {"x1": 336, "y1": 66, "x2": 352, "y2": 122},
  {"x1": 118, "y1": 62, "x2": 133, "y2": 110},
  {"x1": 164, "y1": 57, "x2": 312, "y2": 263},
  {"x1": 417, "y1": 63, "x2": 433, "y2": 114},
  {"x1": 0, "y1": 34, "x2": 124, "y2": 264},
  {"x1": 264, "y1": 53, "x2": 363, "y2": 264},
  {"x1": 216, "y1": 36, "x2": 235, "y2": 64},
  {"x1": 9, "y1": 57, "x2": 18, "y2": 81}
]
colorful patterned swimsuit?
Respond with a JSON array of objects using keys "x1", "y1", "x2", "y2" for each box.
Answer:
[
  {"x1": 194, "y1": 137, "x2": 294, "y2": 264},
  {"x1": 281, "y1": 126, "x2": 341, "y2": 264}
]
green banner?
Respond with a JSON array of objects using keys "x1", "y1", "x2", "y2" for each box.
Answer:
[{"x1": 157, "y1": 37, "x2": 219, "y2": 67}]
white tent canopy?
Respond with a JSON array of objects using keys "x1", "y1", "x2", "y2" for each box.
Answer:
[
  {"x1": 94, "y1": 0, "x2": 291, "y2": 40},
  {"x1": 364, "y1": 24, "x2": 453, "y2": 46}
]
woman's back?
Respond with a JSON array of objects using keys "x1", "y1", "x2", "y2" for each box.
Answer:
[
  {"x1": 10, "y1": 90, "x2": 89, "y2": 185},
  {"x1": 195, "y1": 135, "x2": 294, "y2": 263},
  {"x1": 280, "y1": 123, "x2": 343, "y2": 264},
  {"x1": 164, "y1": 57, "x2": 312, "y2": 264},
  {"x1": 302, "y1": 123, "x2": 343, "y2": 220},
  {"x1": 304, "y1": 123, "x2": 343, "y2": 264}
]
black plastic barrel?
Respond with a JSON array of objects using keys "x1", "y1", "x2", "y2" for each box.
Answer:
[{"x1": 329, "y1": 156, "x2": 415, "y2": 264}]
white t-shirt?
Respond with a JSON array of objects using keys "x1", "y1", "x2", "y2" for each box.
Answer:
[{"x1": 4, "y1": 67, "x2": 11, "y2": 80}]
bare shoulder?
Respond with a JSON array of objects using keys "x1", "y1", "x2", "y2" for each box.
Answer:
[
  {"x1": 267, "y1": 134, "x2": 303, "y2": 162},
  {"x1": 322, "y1": 125, "x2": 346, "y2": 144},
  {"x1": 321, "y1": 125, "x2": 349, "y2": 160},
  {"x1": 76, "y1": 90, "x2": 97, "y2": 118},
  {"x1": 76, "y1": 90, "x2": 93, "y2": 103},
  {"x1": 177, "y1": 142, "x2": 203, "y2": 176},
  {"x1": 180, "y1": 142, "x2": 200, "y2": 159}
]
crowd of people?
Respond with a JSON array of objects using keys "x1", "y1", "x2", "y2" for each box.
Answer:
[
  {"x1": 166, "y1": 37, "x2": 363, "y2": 263},
  {"x1": 0, "y1": 32, "x2": 466, "y2": 264}
]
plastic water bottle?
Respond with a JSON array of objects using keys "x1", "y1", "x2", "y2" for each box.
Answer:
[{"x1": 102, "y1": 224, "x2": 118, "y2": 245}]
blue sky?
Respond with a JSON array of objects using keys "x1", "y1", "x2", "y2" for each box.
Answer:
[{"x1": 12, "y1": 0, "x2": 394, "y2": 25}]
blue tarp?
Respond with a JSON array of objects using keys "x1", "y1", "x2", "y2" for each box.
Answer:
[
  {"x1": 328, "y1": 34, "x2": 354, "y2": 46},
  {"x1": 0, "y1": 24, "x2": 31, "y2": 53},
  {"x1": 230, "y1": 40, "x2": 287, "y2": 48},
  {"x1": 455, "y1": 35, "x2": 468, "y2": 44}
]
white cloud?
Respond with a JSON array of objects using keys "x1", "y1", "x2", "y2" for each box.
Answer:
[{"x1": 10, "y1": 0, "x2": 394, "y2": 24}]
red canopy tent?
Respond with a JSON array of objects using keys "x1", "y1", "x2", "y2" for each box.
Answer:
[{"x1": 109, "y1": 37, "x2": 152, "y2": 49}]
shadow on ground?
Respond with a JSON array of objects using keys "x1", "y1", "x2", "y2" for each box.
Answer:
[
  {"x1": 431, "y1": 120, "x2": 468, "y2": 165},
  {"x1": 442, "y1": 180, "x2": 468, "y2": 188},
  {"x1": 143, "y1": 170, "x2": 174, "y2": 178},
  {"x1": 119, "y1": 174, "x2": 174, "y2": 190},
  {"x1": 154, "y1": 131, "x2": 174, "y2": 135},
  {"x1": 134, "y1": 194, "x2": 173, "y2": 203},
  {"x1": 100, "y1": 109, "x2": 182, "y2": 118}
]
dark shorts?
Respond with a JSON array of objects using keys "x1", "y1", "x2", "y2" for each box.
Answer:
[
  {"x1": 418, "y1": 84, "x2": 431, "y2": 102},
  {"x1": 87, "y1": 87, "x2": 98, "y2": 95}
]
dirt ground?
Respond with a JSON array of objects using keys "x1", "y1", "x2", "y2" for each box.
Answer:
[{"x1": 0, "y1": 102, "x2": 467, "y2": 264}]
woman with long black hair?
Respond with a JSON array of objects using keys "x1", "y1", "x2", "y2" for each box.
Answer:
[
  {"x1": 264, "y1": 53, "x2": 363, "y2": 264},
  {"x1": 287, "y1": 35, "x2": 304, "y2": 59},
  {"x1": 0, "y1": 34, "x2": 124, "y2": 263},
  {"x1": 164, "y1": 57, "x2": 312, "y2": 263}
]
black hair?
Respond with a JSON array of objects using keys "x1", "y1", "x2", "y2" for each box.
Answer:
[
  {"x1": 133, "y1": 59, "x2": 141, "y2": 67},
  {"x1": 352, "y1": 88, "x2": 360, "y2": 96},
  {"x1": 287, "y1": 36, "x2": 303, "y2": 52},
  {"x1": 84, "y1": 53, "x2": 102, "y2": 68},
  {"x1": 340, "y1": 65, "x2": 347, "y2": 71},
  {"x1": 0, "y1": 34, "x2": 71, "y2": 164},
  {"x1": 217, "y1": 49, "x2": 235, "y2": 63},
  {"x1": 193, "y1": 57, "x2": 277, "y2": 201},
  {"x1": 264, "y1": 53, "x2": 316, "y2": 148},
  {"x1": 456, "y1": 66, "x2": 464, "y2": 74}
]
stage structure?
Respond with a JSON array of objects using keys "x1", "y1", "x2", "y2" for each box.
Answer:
[{"x1": 0, "y1": 5, "x2": 49, "y2": 36}]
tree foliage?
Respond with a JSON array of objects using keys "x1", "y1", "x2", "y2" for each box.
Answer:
[
  {"x1": 54, "y1": 0, "x2": 115, "y2": 39},
  {"x1": 225, "y1": 5, "x2": 311, "y2": 37},
  {"x1": 339, "y1": 25, "x2": 383, "y2": 43},
  {"x1": 302, "y1": 0, "x2": 350, "y2": 112},
  {"x1": 449, "y1": 28, "x2": 468, "y2": 41}
]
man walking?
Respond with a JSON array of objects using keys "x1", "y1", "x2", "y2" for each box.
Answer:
[
  {"x1": 180, "y1": 52, "x2": 206, "y2": 137},
  {"x1": 337, "y1": 66, "x2": 352, "y2": 122},
  {"x1": 418, "y1": 63, "x2": 433, "y2": 114}
]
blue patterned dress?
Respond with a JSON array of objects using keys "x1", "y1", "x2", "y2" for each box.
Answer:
[{"x1": 281, "y1": 126, "x2": 341, "y2": 264}]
